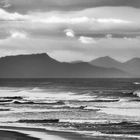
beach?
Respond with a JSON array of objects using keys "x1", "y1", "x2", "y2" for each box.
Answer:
[
  {"x1": 0, "y1": 126, "x2": 99, "y2": 140},
  {"x1": 0, "y1": 129, "x2": 39, "y2": 140},
  {"x1": 0, "y1": 125, "x2": 139, "y2": 140},
  {"x1": 0, "y1": 78, "x2": 140, "y2": 140}
]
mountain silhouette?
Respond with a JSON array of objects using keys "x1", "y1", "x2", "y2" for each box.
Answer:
[
  {"x1": 123, "y1": 58, "x2": 140, "y2": 76},
  {"x1": 90, "y1": 56, "x2": 140, "y2": 76},
  {"x1": 0, "y1": 53, "x2": 129, "y2": 78},
  {"x1": 90, "y1": 56, "x2": 123, "y2": 68}
]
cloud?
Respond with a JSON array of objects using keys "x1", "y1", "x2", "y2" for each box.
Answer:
[
  {"x1": 79, "y1": 36, "x2": 97, "y2": 44},
  {"x1": 0, "y1": 7, "x2": 139, "y2": 40},
  {"x1": 2, "y1": 0, "x2": 140, "y2": 14},
  {"x1": 106, "y1": 34, "x2": 112, "y2": 39},
  {"x1": 96, "y1": 18, "x2": 130, "y2": 24},
  {"x1": 10, "y1": 31, "x2": 27, "y2": 39},
  {"x1": 0, "y1": 33, "x2": 140, "y2": 62},
  {"x1": 64, "y1": 29, "x2": 75, "y2": 37},
  {"x1": 0, "y1": 6, "x2": 140, "y2": 62},
  {"x1": 0, "y1": 8, "x2": 27, "y2": 20},
  {"x1": 0, "y1": 0, "x2": 11, "y2": 8}
]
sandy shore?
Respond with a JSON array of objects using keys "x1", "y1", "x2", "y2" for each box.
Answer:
[
  {"x1": 0, "y1": 129, "x2": 39, "y2": 140},
  {"x1": 0, "y1": 126, "x2": 139, "y2": 140},
  {"x1": 0, "y1": 126, "x2": 97, "y2": 140}
]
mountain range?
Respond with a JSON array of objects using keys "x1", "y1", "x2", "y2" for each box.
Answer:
[
  {"x1": 90, "y1": 56, "x2": 140, "y2": 76},
  {"x1": 0, "y1": 53, "x2": 131, "y2": 78}
]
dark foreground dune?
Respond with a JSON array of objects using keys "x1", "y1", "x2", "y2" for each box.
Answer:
[{"x1": 0, "y1": 130, "x2": 39, "y2": 140}]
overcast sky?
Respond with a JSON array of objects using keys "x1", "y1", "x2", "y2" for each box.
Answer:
[{"x1": 0, "y1": 0, "x2": 140, "y2": 62}]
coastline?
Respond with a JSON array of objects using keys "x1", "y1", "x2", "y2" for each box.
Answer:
[
  {"x1": 0, "y1": 125, "x2": 139, "y2": 140},
  {"x1": 0, "y1": 129, "x2": 39, "y2": 140}
]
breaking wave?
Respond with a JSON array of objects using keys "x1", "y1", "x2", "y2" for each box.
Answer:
[
  {"x1": 133, "y1": 82, "x2": 140, "y2": 85},
  {"x1": 133, "y1": 90, "x2": 140, "y2": 97}
]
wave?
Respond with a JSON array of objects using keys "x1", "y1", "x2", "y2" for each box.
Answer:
[
  {"x1": 0, "y1": 99, "x2": 13, "y2": 103},
  {"x1": 52, "y1": 104, "x2": 100, "y2": 111},
  {"x1": 100, "y1": 107, "x2": 140, "y2": 117},
  {"x1": 18, "y1": 119, "x2": 59, "y2": 123},
  {"x1": 19, "y1": 119, "x2": 136, "y2": 125},
  {"x1": 133, "y1": 82, "x2": 140, "y2": 85},
  {"x1": 2, "y1": 96, "x2": 23, "y2": 100},
  {"x1": 16, "y1": 90, "x2": 96, "y2": 101},
  {"x1": 121, "y1": 90, "x2": 140, "y2": 98},
  {"x1": 133, "y1": 90, "x2": 140, "y2": 97},
  {"x1": 59, "y1": 120, "x2": 140, "y2": 137},
  {"x1": 0, "y1": 97, "x2": 23, "y2": 104},
  {"x1": 84, "y1": 106, "x2": 100, "y2": 111},
  {"x1": 13, "y1": 100, "x2": 35, "y2": 104},
  {"x1": 129, "y1": 99, "x2": 140, "y2": 102},
  {"x1": 30, "y1": 87, "x2": 45, "y2": 92},
  {"x1": 53, "y1": 104, "x2": 89, "y2": 110},
  {"x1": 82, "y1": 99, "x2": 120, "y2": 103},
  {"x1": 40, "y1": 101, "x2": 65, "y2": 105},
  {"x1": 12, "y1": 100, "x2": 65, "y2": 105},
  {"x1": 60, "y1": 119, "x2": 108, "y2": 124},
  {"x1": 0, "y1": 108, "x2": 11, "y2": 111},
  {"x1": 0, "y1": 87, "x2": 95, "y2": 102}
]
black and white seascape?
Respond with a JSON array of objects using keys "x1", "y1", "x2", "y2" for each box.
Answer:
[{"x1": 0, "y1": 0, "x2": 140, "y2": 140}]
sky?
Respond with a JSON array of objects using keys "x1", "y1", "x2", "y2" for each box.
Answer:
[{"x1": 0, "y1": 0, "x2": 140, "y2": 62}]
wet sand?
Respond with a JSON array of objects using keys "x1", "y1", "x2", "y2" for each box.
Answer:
[
  {"x1": 0, "y1": 126, "x2": 139, "y2": 140},
  {"x1": 0, "y1": 129, "x2": 39, "y2": 140}
]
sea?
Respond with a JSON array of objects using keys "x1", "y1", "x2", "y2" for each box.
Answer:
[{"x1": 0, "y1": 78, "x2": 140, "y2": 140}]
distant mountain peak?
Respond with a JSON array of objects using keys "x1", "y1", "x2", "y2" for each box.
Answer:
[
  {"x1": 27, "y1": 53, "x2": 49, "y2": 57},
  {"x1": 94, "y1": 56, "x2": 119, "y2": 62},
  {"x1": 124, "y1": 57, "x2": 140, "y2": 65},
  {"x1": 33, "y1": 53, "x2": 50, "y2": 58},
  {"x1": 90, "y1": 56, "x2": 122, "y2": 68},
  {"x1": 127, "y1": 57, "x2": 140, "y2": 62},
  {"x1": 100, "y1": 56, "x2": 113, "y2": 59},
  {"x1": 89, "y1": 56, "x2": 140, "y2": 76},
  {"x1": 1, "y1": 53, "x2": 48, "y2": 58},
  {"x1": 34, "y1": 53, "x2": 47, "y2": 55}
]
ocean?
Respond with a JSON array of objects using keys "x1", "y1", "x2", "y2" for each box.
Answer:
[{"x1": 0, "y1": 78, "x2": 140, "y2": 140}]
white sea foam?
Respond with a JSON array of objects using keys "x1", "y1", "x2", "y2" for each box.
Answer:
[
  {"x1": 84, "y1": 106, "x2": 99, "y2": 110},
  {"x1": 75, "y1": 130, "x2": 140, "y2": 139},
  {"x1": 133, "y1": 82, "x2": 140, "y2": 85},
  {"x1": 14, "y1": 108, "x2": 63, "y2": 113},
  {"x1": 99, "y1": 108, "x2": 140, "y2": 117},
  {"x1": 0, "y1": 88, "x2": 27, "y2": 98},
  {"x1": 17, "y1": 90, "x2": 95, "y2": 101},
  {"x1": 96, "y1": 99, "x2": 140, "y2": 109},
  {"x1": 0, "y1": 87, "x2": 96, "y2": 102},
  {"x1": 60, "y1": 119, "x2": 108, "y2": 124},
  {"x1": 133, "y1": 90, "x2": 140, "y2": 97},
  {"x1": 30, "y1": 87, "x2": 45, "y2": 92}
]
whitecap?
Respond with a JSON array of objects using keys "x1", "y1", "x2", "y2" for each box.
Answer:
[
  {"x1": 99, "y1": 108, "x2": 140, "y2": 117},
  {"x1": 133, "y1": 82, "x2": 140, "y2": 85},
  {"x1": 133, "y1": 90, "x2": 140, "y2": 97}
]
